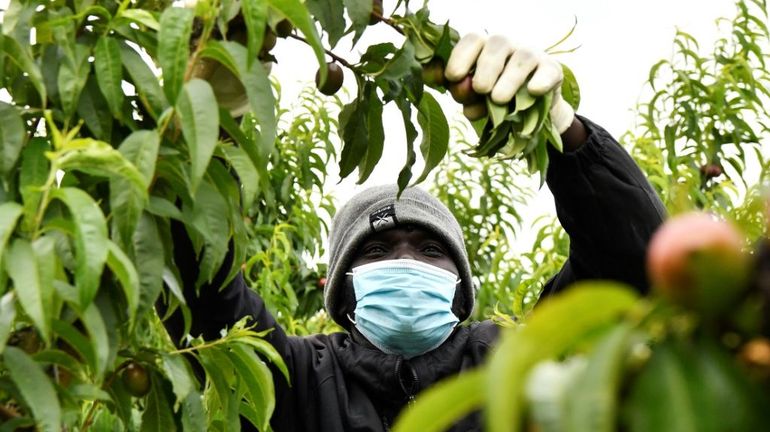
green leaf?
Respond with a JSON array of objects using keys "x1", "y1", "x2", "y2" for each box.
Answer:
[
  {"x1": 158, "y1": 6, "x2": 194, "y2": 104},
  {"x1": 226, "y1": 343, "x2": 275, "y2": 431},
  {"x1": 0, "y1": 102, "x2": 26, "y2": 177},
  {"x1": 53, "y1": 319, "x2": 97, "y2": 374},
  {"x1": 306, "y1": 0, "x2": 345, "y2": 47},
  {"x1": 78, "y1": 76, "x2": 114, "y2": 141},
  {"x1": 0, "y1": 35, "x2": 46, "y2": 106},
  {"x1": 105, "y1": 240, "x2": 140, "y2": 324},
  {"x1": 181, "y1": 391, "x2": 207, "y2": 432},
  {"x1": 80, "y1": 302, "x2": 109, "y2": 380},
  {"x1": 338, "y1": 98, "x2": 369, "y2": 180},
  {"x1": 120, "y1": 41, "x2": 168, "y2": 119},
  {"x1": 176, "y1": 79, "x2": 219, "y2": 193},
  {"x1": 0, "y1": 201, "x2": 23, "y2": 261},
  {"x1": 487, "y1": 283, "x2": 640, "y2": 432},
  {"x1": 392, "y1": 368, "x2": 485, "y2": 432},
  {"x1": 3, "y1": 346, "x2": 62, "y2": 432},
  {"x1": 6, "y1": 238, "x2": 52, "y2": 341},
  {"x1": 396, "y1": 98, "x2": 419, "y2": 193},
  {"x1": 133, "y1": 213, "x2": 164, "y2": 316},
  {"x1": 343, "y1": 0, "x2": 372, "y2": 45},
  {"x1": 624, "y1": 341, "x2": 697, "y2": 432},
  {"x1": 52, "y1": 138, "x2": 149, "y2": 194},
  {"x1": 560, "y1": 64, "x2": 581, "y2": 110},
  {"x1": 111, "y1": 130, "x2": 160, "y2": 246},
  {"x1": 117, "y1": 9, "x2": 161, "y2": 31},
  {"x1": 57, "y1": 44, "x2": 90, "y2": 119},
  {"x1": 357, "y1": 89, "x2": 384, "y2": 183},
  {"x1": 162, "y1": 354, "x2": 195, "y2": 405},
  {"x1": 94, "y1": 37, "x2": 125, "y2": 119},
  {"x1": 234, "y1": 339, "x2": 290, "y2": 384},
  {"x1": 0, "y1": 292, "x2": 16, "y2": 354},
  {"x1": 141, "y1": 377, "x2": 177, "y2": 432},
  {"x1": 241, "y1": 0, "x2": 268, "y2": 67},
  {"x1": 564, "y1": 324, "x2": 635, "y2": 432},
  {"x1": 50, "y1": 187, "x2": 109, "y2": 308},
  {"x1": 268, "y1": 0, "x2": 326, "y2": 81},
  {"x1": 189, "y1": 179, "x2": 230, "y2": 286},
  {"x1": 221, "y1": 145, "x2": 259, "y2": 209},
  {"x1": 413, "y1": 92, "x2": 449, "y2": 185},
  {"x1": 222, "y1": 41, "x2": 276, "y2": 152}
]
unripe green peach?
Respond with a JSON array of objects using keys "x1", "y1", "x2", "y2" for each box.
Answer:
[
  {"x1": 122, "y1": 361, "x2": 151, "y2": 397},
  {"x1": 448, "y1": 75, "x2": 482, "y2": 105},
  {"x1": 315, "y1": 62, "x2": 344, "y2": 96}
]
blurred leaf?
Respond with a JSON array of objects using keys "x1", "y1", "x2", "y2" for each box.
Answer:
[
  {"x1": 357, "y1": 89, "x2": 384, "y2": 183},
  {"x1": 396, "y1": 98, "x2": 419, "y2": 193},
  {"x1": 53, "y1": 318, "x2": 96, "y2": 374},
  {"x1": 338, "y1": 98, "x2": 368, "y2": 179},
  {"x1": 106, "y1": 241, "x2": 140, "y2": 324},
  {"x1": 80, "y1": 303, "x2": 109, "y2": 380},
  {"x1": 133, "y1": 213, "x2": 164, "y2": 315},
  {"x1": 392, "y1": 368, "x2": 485, "y2": 432},
  {"x1": 564, "y1": 324, "x2": 635, "y2": 432},
  {"x1": 120, "y1": 41, "x2": 168, "y2": 119},
  {"x1": 307, "y1": 0, "x2": 345, "y2": 47},
  {"x1": 162, "y1": 354, "x2": 195, "y2": 405},
  {"x1": 226, "y1": 343, "x2": 274, "y2": 431},
  {"x1": 94, "y1": 37, "x2": 125, "y2": 119},
  {"x1": 141, "y1": 376, "x2": 177, "y2": 432},
  {"x1": 0, "y1": 201, "x2": 23, "y2": 259},
  {"x1": 487, "y1": 283, "x2": 640, "y2": 432},
  {"x1": 413, "y1": 92, "x2": 449, "y2": 185},
  {"x1": 181, "y1": 391, "x2": 207, "y2": 432},
  {"x1": 116, "y1": 9, "x2": 161, "y2": 31},
  {"x1": 189, "y1": 179, "x2": 230, "y2": 286},
  {"x1": 3, "y1": 346, "x2": 62, "y2": 432},
  {"x1": 560, "y1": 64, "x2": 581, "y2": 110},
  {"x1": 57, "y1": 44, "x2": 90, "y2": 119},
  {"x1": 0, "y1": 292, "x2": 16, "y2": 354},
  {"x1": 53, "y1": 138, "x2": 149, "y2": 194},
  {"x1": 0, "y1": 102, "x2": 26, "y2": 177},
  {"x1": 6, "y1": 238, "x2": 52, "y2": 341},
  {"x1": 241, "y1": 0, "x2": 268, "y2": 68},
  {"x1": 176, "y1": 79, "x2": 219, "y2": 193},
  {"x1": 343, "y1": 0, "x2": 372, "y2": 45},
  {"x1": 50, "y1": 187, "x2": 109, "y2": 308},
  {"x1": 221, "y1": 144, "x2": 259, "y2": 209},
  {"x1": 234, "y1": 338, "x2": 290, "y2": 383},
  {"x1": 158, "y1": 6, "x2": 194, "y2": 104},
  {"x1": 0, "y1": 34, "x2": 46, "y2": 106}
]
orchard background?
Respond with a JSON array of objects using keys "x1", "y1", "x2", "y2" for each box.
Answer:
[{"x1": 0, "y1": 0, "x2": 769, "y2": 431}]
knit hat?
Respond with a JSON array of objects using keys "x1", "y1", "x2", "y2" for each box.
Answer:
[{"x1": 325, "y1": 185, "x2": 474, "y2": 329}]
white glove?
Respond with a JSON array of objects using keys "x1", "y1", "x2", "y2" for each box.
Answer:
[{"x1": 445, "y1": 34, "x2": 575, "y2": 134}]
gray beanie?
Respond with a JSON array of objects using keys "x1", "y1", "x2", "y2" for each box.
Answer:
[{"x1": 325, "y1": 185, "x2": 474, "y2": 329}]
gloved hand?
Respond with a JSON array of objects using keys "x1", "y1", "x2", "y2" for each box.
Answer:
[{"x1": 445, "y1": 34, "x2": 575, "y2": 134}]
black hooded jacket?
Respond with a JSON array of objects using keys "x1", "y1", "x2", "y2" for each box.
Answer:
[{"x1": 165, "y1": 117, "x2": 667, "y2": 431}]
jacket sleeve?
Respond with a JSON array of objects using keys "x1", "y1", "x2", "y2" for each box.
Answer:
[{"x1": 541, "y1": 116, "x2": 667, "y2": 297}]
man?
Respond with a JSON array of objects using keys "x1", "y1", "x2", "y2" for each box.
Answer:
[{"x1": 167, "y1": 34, "x2": 666, "y2": 430}]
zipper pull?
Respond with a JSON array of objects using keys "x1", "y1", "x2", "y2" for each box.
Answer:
[{"x1": 408, "y1": 394, "x2": 416, "y2": 406}]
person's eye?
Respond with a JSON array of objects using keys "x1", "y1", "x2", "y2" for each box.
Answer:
[
  {"x1": 362, "y1": 244, "x2": 388, "y2": 256},
  {"x1": 422, "y1": 244, "x2": 446, "y2": 257}
]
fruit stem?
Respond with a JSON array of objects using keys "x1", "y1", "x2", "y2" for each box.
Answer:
[
  {"x1": 371, "y1": 10, "x2": 405, "y2": 35},
  {"x1": 288, "y1": 33, "x2": 356, "y2": 70}
]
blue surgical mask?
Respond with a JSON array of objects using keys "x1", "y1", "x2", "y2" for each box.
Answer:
[{"x1": 348, "y1": 259, "x2": 460, "y2": 359}]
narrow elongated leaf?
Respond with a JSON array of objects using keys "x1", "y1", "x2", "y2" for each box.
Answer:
[
  {"x1": 226, "y1": 343, "x2": 275, "y2": 431},
  {"x1": 0, "y1": 202, "x2": 23, "y2": 259},
  {"x1": 181, "y1": 391, "x2": 207, "y2": 432},
  {"x1": 357, "y1": 87, "x2": 384, "y2": 184},
  {"x1": 269, "y1": 0, "x2": 326, "y2": 82},
  {"x1": 162, "y1": 354, "x2": 195, "y2": 405},
  {"x1": 0, "y1": 35, "x2": 46, "y2": 105},
  {"x1": 94, "y1": 37, "x2": 125, "y2": 118},
  {"x1": 223, "y1": 42, "x2": 276, "y2": 152},
  {"x1": 133, "y1": 213, "x2": 164, "y2": 315},
  {"x1": 234, "y1": 339, "x2": 290, "y2": 383},
  {"x1": 57, "y1": 44, "x2": 90, "y2": 118},
  {"x1": 51, "y1": 187, "x2": 109, "y2": 308},
  {"x1": 564, "y1": 324, "x2": 635, "y2": 432},
  {"x1": 3, "y1": 346, "x2": 62, "y2": 432},
  {"x1": 241, "y1": 0, "x2": 268, "y2": 67},
  {"x1": 189, "y1": 179, "x2": 230, "y2": 286},
  {"x1": 198, "y1": 348, "x2": 238, "y2": 428},
  {"x1": 338, "y1": 99, "x2": 368, "y2": 179},
  {"x1": 221, "y1": 145, "x2": 259, "y2": 209},
  {"x1": 110, "y1": 130, "x2": 160, "y2": 246},
  {"x1": 158, "y1": 6, "x2": 194, "y2": 104},
  {"x1": 117, "y1": 9, "x2": 161, "y2": 31},
  {"x1": 6, "y1": 239, "x2": 52, "y2": 341},
  {"x1": 177, "y1": 79, "x2": 219, "y2": 193},
  {"x1": 0, "y1": 102, "x2": 26, "y2": 177},
  {"x1": 141, "y1": 378, "x2": 177, "y2": 432},
  {"x1": 19, "y1": 138, "x2": 49, "y2": 232},
  {"x1": 106, "y1": 241, "x2": 140, "y2": 323},
  {"x1": 0, "y1": 292, "x2": 16, "y2": 354},
  {"x1": 393, "y1": 369, "x2": 485, "y2": 432},
  {"x1": 52, "y1": 138, "x2": 148, "y2": 194},
  {"x1": 396, "y1": 98, "x2": 419, "y2": 193},
  {"x1": 560, "y1": 64, "x2": 581, "y2": 110},
  {"x1": 120, "y1": 42, "x2": 168, "y2": 119},
  {"x1": 343, "y1": 0, "x2": 372, "y2": 45},
  {"x1": 487, "y1": 283, "x2": 639, "y2": 432},
  {"x1": 413, "y1": 92, "x2": 449, "y2": 185},
  {"x1": 80, "y1": 303, "x2": 109, "y2": 380},
  {"x1": 53, "y1": 319, "x2": 96, "y2": 374}
]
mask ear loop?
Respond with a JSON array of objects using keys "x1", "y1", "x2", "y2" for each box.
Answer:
[{"x1": 347, "y1": 313, "x2": 357, "y2": 325}]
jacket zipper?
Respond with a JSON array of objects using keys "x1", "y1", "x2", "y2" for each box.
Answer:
[{"x1": 395, "y1": 358, "x2": 419, "y2": 405}]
